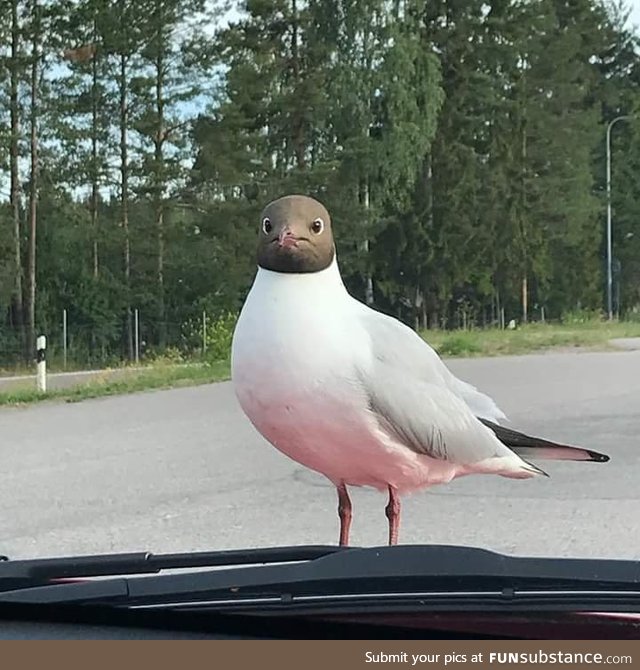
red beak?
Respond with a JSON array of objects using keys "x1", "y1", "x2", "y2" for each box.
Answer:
[{"x1": 278, "y1": 228, "x2": 299, "y2": 248}]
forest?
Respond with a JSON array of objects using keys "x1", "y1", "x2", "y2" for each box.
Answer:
[{"x1": 1, "y1": 0, "x2": 640, "y2": 368}]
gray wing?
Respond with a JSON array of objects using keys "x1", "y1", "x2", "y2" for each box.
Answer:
[
  {"x1": 356, "y1": 302, "x2": 507, "y2": 422},
  {"x1": 355, "y1": 304, "x2": 517, "y2": 465},
  {"x1": 361, "y1": 362, "x2": 511, "y2": 464}
]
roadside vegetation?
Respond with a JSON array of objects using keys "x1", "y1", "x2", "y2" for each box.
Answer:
[
  {"x1": 1, "y1": 312, "x2": 638, "y2": 407},
  {"x1": 0, "y1": 360, "x2": 229, "y2": 407},
  {"x1": 425, "y1": 319, "x2": 640, "y2": 358}
]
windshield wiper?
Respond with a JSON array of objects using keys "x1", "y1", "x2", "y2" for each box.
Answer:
[
  {"x1": 0, "y1": 545, "x2": 343, "y2": 589},
  {"x1": 1, "y1": 545, "x2": 640, "y2": 613}
]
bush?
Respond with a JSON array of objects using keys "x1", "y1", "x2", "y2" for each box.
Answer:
[
  {"x1": 624, "y1": 306, "x2": 640, "y2": 323},
  {"x1": 560, "y1": 308, "x2": 604, "y2": 325},
  {"x1": 145, "y1": 346, "x2": 186, "y2": 366},
  {"x1": 181, "y1": 312, "x2": 238, "y2": 363},
  {"x1": 434, "y1": 333, "x2": 482, "y2": 357},
  {"x1": 203, "y1": 312, "x2": 238, "y2": 362}
]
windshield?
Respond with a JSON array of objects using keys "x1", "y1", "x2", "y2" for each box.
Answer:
[{"x1": 0, "y1": 0, "x2": 639, "y2": 571}]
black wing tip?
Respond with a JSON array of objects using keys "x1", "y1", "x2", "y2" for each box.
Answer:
[
  {"x1": 480, "y1": 416, "x2": 611, "y2": 464},
  {"x1": 587, "y1": 450, "x2": 610, "y2": 463}
]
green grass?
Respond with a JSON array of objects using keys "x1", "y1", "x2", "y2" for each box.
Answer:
[
  {"x1": 421, "y1": 320, "x2": 640, "y2": 358},
  {"x1": 0, "y1": 360, "x2": 230, "y2": 407}
]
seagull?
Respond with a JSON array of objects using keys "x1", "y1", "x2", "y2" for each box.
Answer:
[{"x1": 231, "y1": 194, "x2": 610, "y2": 546}]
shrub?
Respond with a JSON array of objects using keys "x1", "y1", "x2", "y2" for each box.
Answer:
[
  {"x1": 560, "y1": 308, "x2": 603, "y2": 325},
  {"x1": 181, "y1": 312, "x2": 238, "y2": 363},
  {"x1": 434, "y1": 333, "x2": 482, "y2": 357}
]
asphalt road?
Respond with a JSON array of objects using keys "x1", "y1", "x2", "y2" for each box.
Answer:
[{"x1": 1, "y1": 350, "x2": 638, "y2": 561}]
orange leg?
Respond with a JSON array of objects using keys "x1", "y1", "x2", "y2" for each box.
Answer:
[
  {"x1": 385, "y1": 485, "x2": 401, "y2": 545},
  {"x1": 337, "y1": 483, "x2": 352, "y2": 546}
]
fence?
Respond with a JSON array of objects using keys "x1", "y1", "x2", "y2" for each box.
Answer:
[{"x1": 0, "y1": 309, "x2": 222, "y2": 373}]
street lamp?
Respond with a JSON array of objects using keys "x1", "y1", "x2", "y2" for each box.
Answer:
[{"x1": 606, "y1": 115, "x2": 633, "y2": 321}]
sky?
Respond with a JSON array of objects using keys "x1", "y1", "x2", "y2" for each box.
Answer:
[{"x1": 628, "y1": 0, "x2": 640, "y2": 30}]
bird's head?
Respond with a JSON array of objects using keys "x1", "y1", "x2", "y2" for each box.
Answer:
[{"x1": 256, "y1": 195, "x2": 335, "y2": 274}]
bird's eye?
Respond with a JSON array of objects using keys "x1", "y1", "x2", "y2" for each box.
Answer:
[
  {"x1": 262, "y1": 217, "x2": 272, "y2": 234},
  {"x1": 311, "y1": 218, "x2": 324, "y2": 235}
]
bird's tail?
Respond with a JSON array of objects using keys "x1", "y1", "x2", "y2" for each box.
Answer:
[{"x1": 479, "y1": 418, "x2": 610, "y2": 463}]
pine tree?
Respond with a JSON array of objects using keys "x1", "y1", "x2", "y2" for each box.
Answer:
[{"x1": 130, "y1": 0, "x2": 208, "y2": 346}]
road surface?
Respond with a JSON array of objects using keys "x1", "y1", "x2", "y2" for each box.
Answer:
[{"x1": 0, "y1": 350, "x2": 638, "y2": 561}]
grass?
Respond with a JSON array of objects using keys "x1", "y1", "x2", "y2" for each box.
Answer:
[
  {"x1": 421, "y1": 320, "x2": 640, "y2": 358},
  {"x1": 0, "y1": 360, "x2": 230, "y2": 407}
]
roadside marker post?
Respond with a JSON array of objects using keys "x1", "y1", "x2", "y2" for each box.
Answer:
[
  {"x1": 134, "y1": 309, "x2": 140, "y2": 364},
  {"x1": 36, "y1": 335, "x2": 47, "y2": 393},
  {"x1": 62, "y1": 309, "x2": 68, "y2": 369},
  {"x1": 202, "y1": 310, "x2": 207, "y2": 355}
]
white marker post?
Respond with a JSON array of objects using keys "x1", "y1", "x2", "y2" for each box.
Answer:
[
  {"x1": 36, "y1": 335, "x2": 47, "y2": 393},
  {"x1": 62, "y1": 309, "x2": 68, "y2": 369},
  {"x1": 202, "y1": 310, "x2": 207, "y2": 355},
  {"x1": 134, "y1": 309, "x2": 140, "y2": 364}
]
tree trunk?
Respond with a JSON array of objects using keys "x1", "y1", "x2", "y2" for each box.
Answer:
[
  {"x1": 361, "y1": 180, "x2": 374, "y2": 305},
  {"x1": 26, "y1": 0, "x2": 40, "y2": 360},
  {"x1": 9, "y1": 0, "x2": 24, "y2": 358},
  {"x1": 290, "y1": 0, "x2": 305, "y2": 169},
  {"x1": 519, "y1": 80, "x2": 528, "y2": 326},
  {"x1": 119, "y1": 51, "x2": 133, "y2": 360},
  {"x1": 154, "y1": 13, "x2": 166, "y2": 348},
  {"x1": 413, "y1": 286, "x2": 423, "y2": 331},
  {"x1": 359, "y1": 25, "x2": 374, "y2": 308},
  {"x1": 426, "y1": 152, "x2": 433, "y2": 228},
  {"x1": 91, "y1": 19, "x2": 100, "y2": 279},
  {"x1": 156, "y1": 199, "x2": 165, "y2": 345},
  {"x1": 424, "y1": 153, "x2": 434, "y2": 332}
]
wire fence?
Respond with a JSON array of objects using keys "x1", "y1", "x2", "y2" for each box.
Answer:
[{"x1": 0, "y1": 309, "x2": 229, "y2": 373}]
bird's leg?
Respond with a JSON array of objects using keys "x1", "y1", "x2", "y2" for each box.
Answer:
[
  {"x1": 337, "y1": 483, "x2": 352, "y2": 546},
  {"x1": 385, "y1": 485, "x2": 401, "y2": 545}
]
